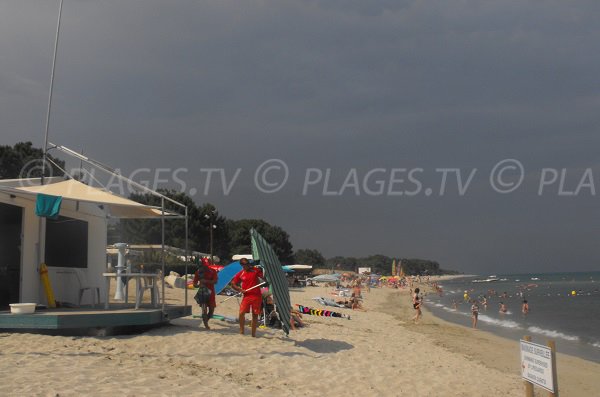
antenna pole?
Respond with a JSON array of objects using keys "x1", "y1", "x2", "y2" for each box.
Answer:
[{"x1": 42, "y1": 0, "x2": 64, "y2": 185}]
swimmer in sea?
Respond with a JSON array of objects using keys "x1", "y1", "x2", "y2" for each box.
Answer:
[
  {"x1": 522, "y1": 299, "x2": 529, "y2": 314},
  {"x1": 499, "y1": 302, "x2": 507, "y2": 314}
]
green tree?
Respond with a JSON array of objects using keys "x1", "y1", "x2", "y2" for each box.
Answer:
[
  {"x1": 119, "y1": 191, "x2": 230, "y2": 262},
  {"x1": 294, "y1": 248, "x2": 325, "y2": 267},
  {"x1": 227, "y1": 219, "x2": 294, "y2": 264},
  {"x1": 0, "y1": 141, "x2": 64, "y2": 179}
]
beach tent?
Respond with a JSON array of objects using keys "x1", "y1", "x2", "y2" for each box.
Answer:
[
  {"x1": 214, "y1": 261, "x2": 242, "y2": 295},
  {"x1": 250, "y1": 228, "x2": 292, "y2": 335}
]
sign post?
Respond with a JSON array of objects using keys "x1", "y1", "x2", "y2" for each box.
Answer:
[{"x1": 520, "y1": 336, "x2": 558, "y2": 396}]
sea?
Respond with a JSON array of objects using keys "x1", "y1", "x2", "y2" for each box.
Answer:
[{"x1": 424, "y1": 272, "x2": 600, "y2": 363}]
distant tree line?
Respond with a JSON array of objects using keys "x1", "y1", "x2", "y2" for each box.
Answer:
[{"x1": 322, "y1": 255, "x2": 457, "y2": 276}]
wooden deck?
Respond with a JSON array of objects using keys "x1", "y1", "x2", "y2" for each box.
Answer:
[{"x1": 0, "y1": 304, "x2": 192, "y2": 336}]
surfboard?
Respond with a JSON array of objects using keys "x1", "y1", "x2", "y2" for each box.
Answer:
[
  {"x1": 250, "y1": 228, "x2": 292, "y2": 335},
  {"x1": 193, "y1": 314, "x2": 238, "y2": 323}
]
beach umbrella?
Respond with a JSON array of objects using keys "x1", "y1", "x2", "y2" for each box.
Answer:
[
  {"x1": 250, "y1": 228, "x2": 292, "y2": 335},
  {"x1": 214, "y1": 261, "x2": 242, "y2": 295},
  {"x1": 310, "y1": 274, "x2": 341, "y2": 283}
]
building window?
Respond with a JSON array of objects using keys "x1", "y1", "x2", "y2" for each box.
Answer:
[{"x1": 45, "y1": 216, "x2": 88, "y2": 268}]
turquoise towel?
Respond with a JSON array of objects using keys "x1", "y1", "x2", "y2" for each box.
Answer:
[{"x1": 35, "y1": 193, "x2": 62, "y2": 218}]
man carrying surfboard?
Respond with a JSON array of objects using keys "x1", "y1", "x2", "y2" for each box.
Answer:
[{"x1": 231, "y1": 258, "x2": 264, "y2": 337}]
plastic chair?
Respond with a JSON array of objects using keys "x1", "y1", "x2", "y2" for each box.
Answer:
[
  {"x1": 136, "y1": 275, "x2": 160, "y2": 309},
  {"x1": 74, "y1": 268, "x2": 101, "y2": 307}
]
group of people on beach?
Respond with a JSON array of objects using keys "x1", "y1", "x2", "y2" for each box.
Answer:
[
  {"x1": 193, "y1": 257, "x2": 304, "y2": 337},
  {"x1": 192, "y1": 257, "x2": 265, "y2": 336}
]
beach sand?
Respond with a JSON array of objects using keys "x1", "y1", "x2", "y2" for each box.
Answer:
[{"x1": 1, "y1": 279, "x2": 598, "y2": 396}]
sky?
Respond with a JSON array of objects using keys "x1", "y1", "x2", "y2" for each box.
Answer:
[{"x1": 1, "y1": 0, "x2": 600, "y2": 274}]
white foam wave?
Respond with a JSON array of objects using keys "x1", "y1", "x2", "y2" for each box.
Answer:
[
  {"x1": 592, "y1": 341, "x2": 600, "y2": 349},
  {"x1": 527, "y1": 326, "x2": 580, "y2": 342},
  {"x1": 478, "y1": 315, "x2": 521, "y2": 329},
  {"x1": 433, "y1": 303, "x2": 444, "y2": 307}
]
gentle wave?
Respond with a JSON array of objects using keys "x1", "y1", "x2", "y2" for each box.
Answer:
[
  {"x1": 527, "y1": 326, "x2": 579, "y2": 342},
  {"x1": 477, "y1": 315, "x2": 521, "y2": 329}
]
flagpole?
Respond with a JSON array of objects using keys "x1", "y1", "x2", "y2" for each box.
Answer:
[
  {"x1": 38, "y1": 0, "x2": 64, "y2": 295},
  {"x1": 41, "y1": 0, "x2": 64, "y2": 184}
]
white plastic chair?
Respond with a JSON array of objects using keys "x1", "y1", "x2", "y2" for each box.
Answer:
[
  {"x1": 74, "y1": 268, "x2": 101, "y2": 307},
  {"x1": 136, "y1": 275, "x2": 160, "y2": 309}
]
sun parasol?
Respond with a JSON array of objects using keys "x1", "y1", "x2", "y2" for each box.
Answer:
[
  {"x1": 250, "y1": 228, "x2": 292, "y2": 335},
  {"x1": 214, "y1": 261, "x2": 242, "y2": 294}
]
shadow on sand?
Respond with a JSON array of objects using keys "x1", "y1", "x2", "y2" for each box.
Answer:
[{"x1": 294, "y1": 338, "x2": 354, "y2": 353}]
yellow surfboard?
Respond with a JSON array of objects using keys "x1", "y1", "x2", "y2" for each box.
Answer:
[{"x1": 39, "y1": 263, "x2": 56, "y2": 308}]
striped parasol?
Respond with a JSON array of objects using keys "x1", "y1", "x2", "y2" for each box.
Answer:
[{"x1": 250, "y1": 228, "x2": 291, "y2": 335}]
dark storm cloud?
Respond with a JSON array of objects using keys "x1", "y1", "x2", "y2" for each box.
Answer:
[{"x1": 1, "y1": 1, "x2": 599, "y2": 273}]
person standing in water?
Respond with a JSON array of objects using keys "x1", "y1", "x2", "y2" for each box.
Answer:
[
  {"x1": 522, "y1": 299, "x2": 529, "y2": 314},
  {"x1": 471, "y1": 300, "x2": 479, "y2": 329},
  {"x1": 499, "y1": 302, "x2": 507, "y2": 314}
]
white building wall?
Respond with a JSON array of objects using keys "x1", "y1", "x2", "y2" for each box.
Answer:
[{"x1": 0, "y1": 192, "x2": 108, "y2": 306}]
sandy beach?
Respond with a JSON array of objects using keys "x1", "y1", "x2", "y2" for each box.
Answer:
[{"x1": 1, "y1": 278, "x2": 598, "y2": 396}]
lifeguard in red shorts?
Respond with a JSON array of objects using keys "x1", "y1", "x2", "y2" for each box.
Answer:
[
  {"x1": 231, "y1": 258, "x2": 264, "y2": 337},
  {"x1": 193, "y1": 257, "x2": 218, "y2": 329}
]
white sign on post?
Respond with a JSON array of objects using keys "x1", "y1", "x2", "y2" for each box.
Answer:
[{"x1": 520, "y1": 339, "x2": 555, "y2": 393}]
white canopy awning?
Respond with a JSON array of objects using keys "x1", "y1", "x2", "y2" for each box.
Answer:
[{"x1": 0, "y1": 178, "x2": 181, "y2": 219}]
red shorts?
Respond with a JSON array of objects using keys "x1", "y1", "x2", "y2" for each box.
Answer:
[{"x1": 239, "y1": 294, "x2": 262, "y2": 315}]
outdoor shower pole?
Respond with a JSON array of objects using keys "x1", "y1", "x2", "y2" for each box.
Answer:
[
  {"x1": 161, "y1": 197, "x2": 165, "y2": 312},
  {"x1": 113, "y1": 243, "x2": 128, "y2": 300},
  {"x1": 184, "y1": 206, "x2": 188, "y2": 308}
]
